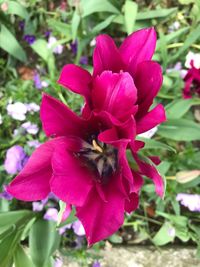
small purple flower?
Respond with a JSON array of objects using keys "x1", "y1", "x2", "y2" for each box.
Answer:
[
  {"x1": 72, "y1": 220, "x2": 85, "y2": 236},
  {"x1": 44, "y1": 30, "x2": 51, "y2": 38},
  {"x1": 58, "y1": 224, "x2": 71, "y2": 235},
  {"x1": 26, "y1": 103, "x2": 40, "y2": 113},
  {"x1": 176, "y1": 193, "x2": 200, "y2": 212},
  {"x1": 54, "y1": 258, "x2": 63, "y2": 267},
  {"x1": 4, "y1": 145, "x2": 28, "y2": 175},
  {"x1": 21, "y1": 122, "x2": 39, "y2": 135},
  {"x1": 0, "y1": 186, "x2": 13, "y2": 200},
  {"x1": 19, "y1": 20, "x2": 25, "y2": 31},
  {"x1": 27, "y1": 140, "x2": 41, "y2": 148},
  {"x1": 23, "y1": 35, "x2": 36, "y2": 45},
  {"x1": 92, "y1": 261, "x2": 101, "y2": 267},
  {"x1": 79, "y1": 56, "x2": 88, "y2": 65},
  {"x1": 33, "y1": 72, "x2": 42, "y2": 89},
  {"x1": 32, "y1": 201, "x2": 44, "y2": 212},
  {"x1": 44, "y1": 208, "x2": 58, "y2": 221},
  {"x1": 70, "y1": 40, "x2": 78, "y2": 56}
]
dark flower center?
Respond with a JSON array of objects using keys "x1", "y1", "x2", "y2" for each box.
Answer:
[{"x1": 76, "y1": 138, "x2": 118, "y2": 185}]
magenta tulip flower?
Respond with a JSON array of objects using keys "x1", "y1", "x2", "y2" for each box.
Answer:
[
  {"x1": 58, "y1": 27, "x2": 165, "y2": 135},
  {"x1": 7, "y1": 28, "x2": 165, "y2": 245}
]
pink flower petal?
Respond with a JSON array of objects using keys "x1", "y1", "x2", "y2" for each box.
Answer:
[
  {"x1": 136, "y1": 104, "x2": 166, "y2": 134},
  {"x1": 57, "y1": 64, "x2": 92, "y2": 100},
  {"x1": 51, "y1": 143, "x2": 93, "y2": 206},
  {"x1": 119, "y1": 28, "x2": 156, "y2": 76},
  {"x1": 133, "y1": 154, "x2": 164, "y2": 198},
  {"x1": 40, "y1": 93, "x2": 86, "y2": 138},
  {"x1": 92, "y1": 71, "x2": 137, "y2": 121},
  {"x1": 135, "y1": 61, "x2": 163, "y2": 117},
  {"x1": 76, "y1": 174, "x2": 125, "y2": 245},
  {"x1": 132, "y1": 170, "x2": 144, "y2": 193},
  {"x1": 7, "y1": 138, "x2": 64, "y2": 201},
  {"x1": 125, "y1": 192, "x2": 139, "y2": 213},
  {"x1": 93, "y1": 34, "x2": 125, "y2": 77}
]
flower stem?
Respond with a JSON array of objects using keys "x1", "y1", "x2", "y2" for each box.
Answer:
[{"x1": 124, "y1": 214, "x2": 162, "y2": 226}]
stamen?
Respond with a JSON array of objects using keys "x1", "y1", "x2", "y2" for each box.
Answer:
[{"x1": 92, "y1": 140, "x2": 103, "y2": 153}]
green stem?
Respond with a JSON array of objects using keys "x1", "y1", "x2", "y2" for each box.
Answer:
[{"x1": 124, "y1": 214, "x2": 162, "y2": 226}]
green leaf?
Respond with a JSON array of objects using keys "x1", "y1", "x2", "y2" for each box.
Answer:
[
  {"x1": 58, "y1": 208, "x2": 77, "y2": 228},
  {"x1": 57, "y1": 201, "x2": 66, "y2": 226},
  {"x1": 166, "y1": 99, "x2": 200, "y2": 119},
  {"x1": 81, "y1": 0, "x2": 119, "y2": 17},
  {"x1": 0, "y1": 211, "x2": 34, "y2": 267},
  {"x1": 29, "y1": 219, "x2": 60, "y2": 267},
  {"x1": 71, "y1": 11, "x2": 81, "y2": 40},
  {"x1": 90, "y1": 15, "x2": 116, "y2": 35},
  {"x1": 178, "y1": 0, "x2": 195, "y2": 4},
  {"x1": 7, "y1": 1, "x2": 28, "y2": 19},
  {"x1": 31, "y1": 39, "x2": 50, "y2": 62},
  {"x1": 124, "y1": 0, "x2": 138, "y2": 34},
  {"x1": 158, "y1": 119, "x2": 200, "y2": 141},
  {"x1": 171, "y1": 24, "x2": 200, "y2": 61},
  {"x1": 136, "y1": 7, "x2": 177, "y2": 20},
  {"x1": 157, "y1": 27, "x2": 189, "y2": 49},
  {"x1": 0, "y1": 210, "x2": 32, "y2": 228},
  {"x1": 109, "y1": 233, "x2": 123, "y2": 244},
  {"x1": 0, "y1": 25, "x2": 27, "y2": 62},
  {"x1": 14, "y1": 245, "x2": 34, "y2": 267},
  {"x1": 47, "y1": 19, "x2": 71, "y2": 40},
  {"x1": 152, "y1": 222, "x2": 175, "y2": 246},
  {"x1": 137, "y1": 137, "x2": 176, "y2": 153}
]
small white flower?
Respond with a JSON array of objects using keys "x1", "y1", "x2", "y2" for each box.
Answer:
[
  {"x1": 47, "y1": 36, "x2": 63, "y2": 54},
  {"x1": 21, "y1": 122, "x2": 39, "y2": 135},
  {"x1": 185, "y1": 51, "x2": 200, "y2": 69},
  {"x1": 41, "y1": 81, "x2": 49, "y2": 87},
  {"x1": 7, "y1": 102, "x2": 27, "y2": 121}
]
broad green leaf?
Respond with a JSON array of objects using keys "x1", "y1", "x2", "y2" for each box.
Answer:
[
  {"x1": 178, "y1": 0, "x2": 195, "y2": 4},
  {"x1": 157, "y1": 161, "x2": 171, "y2": 176},
  {"x1": 152, "y1": 222, "x2": 175, "y2": 246},
  {"x1": 90, "y1": 15, "x2": 116, "y2": 35},
  {"x1": 71, "y1": 11, "x2": 81, "y2": 40},
  {"x1": 29, "y1": 219, "x2": 60, "y2": 267},
  {"x1": 166, "y1": 99, "x2": 200, "y2": 119},
  {"x1": 0, "y1": 229, "x2": 23, "y2": 267},
  {"x1": 0, "y1": 210, "x2": 32, "y2": 228},
  {"x1": 137, "y1": 137, "x2": 176, "y2": 153},
  {"x1": 113, "y1": 8, "x2": 177, "y2": 25},
  {"x1": 136, "y1": 7, "x2": 177, "y2": 20},
  {"x1": 14, "y1": 245, "x2": 34, "y2": 267},
  {"x1": 157, "y1": 27, "x2": 189, "y2": 49},
  {"x1": 124, "y1": 0, "x2": 138, "y2": 34},
  {"x1": 81, "y1": 0, "x2": 119, "y2": 17},
  {"x1": 172, "y1": 23, "x2": 200, "y2": 61},
  {"x1": 158, "y1": 119, "x2": 200, "y2": 141},
  {"x1": 7, "y1": 1, "x2": 28, "y2": 19},
  {"x1": 31, "y1": 39, "x2": 50, "y2": 62},
  {"x1": 0, "y1": 25, "x2": 27, "y2": 62},
  {"x1": 47, "y1": 19, "x2": 71, "y2": 40},
  {"x1": 109, "y1": 233, "x2": 123, "y2": 244},
  {"x1": 0, "y1": 212, "x2": 34, "y2": 267},
  {"x1": 57, "y1": 201, "x2": 66, "y2": 226}
]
